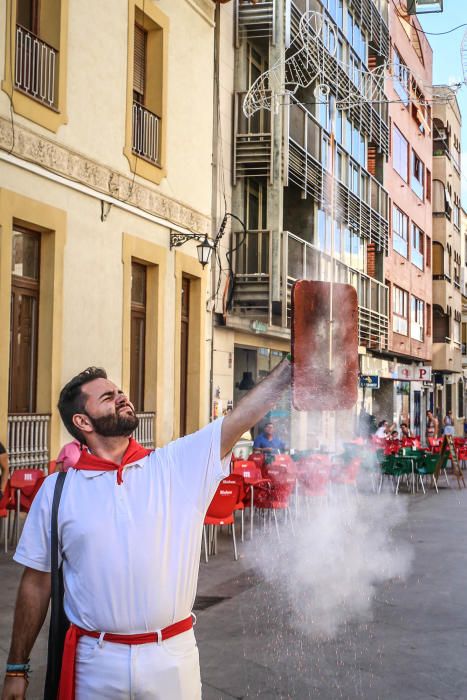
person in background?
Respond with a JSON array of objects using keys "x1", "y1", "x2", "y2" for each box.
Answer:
[
  {"x1": 55, "y1": 439, "x2": 82, "y2": 472},
  {"x1": 426, "y1": 410, "x2": 438, "y2": 441},
  {"x1": 0, "y1": 442, "x2": 9, "y2": 498},
  {"x1": 389, "y1": 429, "x2": 399, "y2": 440},
  {"x1": 253, "y1": 421, "x2": 286, "y2": 453},
  {"x1": 400, "y1": 423, "x2": 412, "y2": 439},
  {"x1": 374, "y1": 420, "x2": 395, "y2": 440},
  {"x1": 443, "y1": 410, "x2": 455, "y2": 436}
]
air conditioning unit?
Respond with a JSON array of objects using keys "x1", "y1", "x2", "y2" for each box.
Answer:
[{"x1": 407, "y1": 0, "x2": 443, "y2": 14}]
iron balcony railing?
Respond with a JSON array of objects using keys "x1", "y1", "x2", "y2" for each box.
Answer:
[
  {"x1": 134, "y1": 412, "x2": 155, "y2": 449},
  {"x1": 230, "y1": 229, "x2": 389, "y2": 350},
  {"x1": 286, "y1": 99, "x2": 389, "y2": 253},
  {"x1": 15, "y1": 25, "x2": 57, "y2": 107},
  {"x1": 235, "y1": 0, "x2": 276, "y2": 47},
  {"x1": 283, "y1": 231, "x2": 389, "y2": 350},
  {"x1": 233, "y1": 91, "x2": 274, "y2": 183},
  {"x1": 231, "y1": 229, "x2": 272, "y2": 316},
  {"x1": 132, "y1": 102, "x2": 161, "y2": 165},
  {"x1": 7, "y1": 413, "x2": 51, "y2": 471}
]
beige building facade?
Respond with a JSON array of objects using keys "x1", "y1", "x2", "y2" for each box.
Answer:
[
  {"x1": 431, "y1": 87, "x2": 463, "y2": 433},
  {"x1": 0, "y1": 0, "x2": 217, "y2": 467}
]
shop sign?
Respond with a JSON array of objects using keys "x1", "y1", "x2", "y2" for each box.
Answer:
[
  {"x1": 359, "y1": 375, "x2": 380, "y2": 389},
  {"x1": 391, "y1": 365, "x2": 432, "y2": 381},
  {"x1": 250, "y1": 320, "x2": 268, "y2": 333}
]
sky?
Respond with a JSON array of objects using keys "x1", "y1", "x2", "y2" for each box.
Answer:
[{"x1": 419, "y1": 1, "x2": 467, "y2": 205}]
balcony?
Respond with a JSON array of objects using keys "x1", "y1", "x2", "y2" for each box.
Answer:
[
  {"x1": 286, "y1": 100, "x2": 389, "y2": 252},
  {"x1": 132, "y1": 102, "x2": 161, "y2": 165},
  {"x1": 230, "y1": 229, "x2": 389, "y2": 350},
  {"x1": 7, "y1": 413, "x2": 51, "y2": 471},
  {"x1": 15, "y1": 25, "x2": 57, "y2": 107},
  {"x1": 290, "y1": 2, "x2": 389, "y2": 156},
  {"x1": 235, "y1": 0, "x2": 276, "y2": 46},
  {"x1": 233, "y1": 91, "x2": 273, "y2": 183},
  {"x1": 134, "y1": 412, "x2": 156, "y2": 449},
  {"x1": 284, "y1": 232, "x2": 388, "y2": 350}
]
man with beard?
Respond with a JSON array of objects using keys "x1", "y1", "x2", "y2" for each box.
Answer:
[{"x1": 2, "y1": 362, "x2": 291, "y2": 700}]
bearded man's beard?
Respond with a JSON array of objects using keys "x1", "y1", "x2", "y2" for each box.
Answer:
[{"x1": 86, "y1": 409, "x2": 139, "y2": 437}]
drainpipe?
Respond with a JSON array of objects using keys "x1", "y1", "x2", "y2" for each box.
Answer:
[{"x1": 209, "y1": 1, "x2": 221, "y2": 421}]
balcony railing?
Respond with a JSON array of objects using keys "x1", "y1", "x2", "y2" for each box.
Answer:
[
  {"x1": 132, "y1": 102, "x2": 161, "y2": 165},
  {"x1": 7, "y1": 413, "x2": 51, "y2": 471},
  {"x1": 231, "y1": 230, "x2": 271, "y2": 316},
  {"x1": 134, "y1": 412, "x2": 155, "y2": 449},
  {"x1": 290, "y1": 2, "x2": 389, "y2": 155},
  {"x1": 230, "y1": 229, "x2": 389, "y2": 350},
  {"x1": 235, "y1": 0, "x2": 276, "y2": 46},
  {"x1": 283, "y1": 232, "x2": 389, "y2": 349},
  {"x1": 233, "y1": 91, "x2": 273, "y2": 183},
  {"x1": 286, "y1": 99, "x2": 389, "y2": 252},
  {"x1": 15, "y1": 25, "x2": 57, "y2": 107}
]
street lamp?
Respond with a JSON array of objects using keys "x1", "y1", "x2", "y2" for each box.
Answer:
[
  {"x1": 196, "y1": 236, "x2": 215, "y2": 268},
  {"x1": 406, "y1": 0, "x2": 443, "y2": 15},
  {"x1": 169, "y1": 215, "x2": 230, "y2": 268}
]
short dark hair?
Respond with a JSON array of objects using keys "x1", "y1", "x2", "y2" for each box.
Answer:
[
  {"x1": 58, "y1": 367, "x2": 107, "y2": 442},
  {"x1": 377, "y1": 420, "x2": 386, "y2": 428}
]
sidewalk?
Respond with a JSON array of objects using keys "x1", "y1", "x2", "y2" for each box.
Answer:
[{"x1": 2, "y1": 485, "x2": 467, "y2": 699}]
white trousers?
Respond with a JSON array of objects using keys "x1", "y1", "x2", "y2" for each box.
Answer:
[{"x1": 75, "y1": 629, "x2": 202, "y2": 699}]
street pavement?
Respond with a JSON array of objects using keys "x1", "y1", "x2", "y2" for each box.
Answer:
[{"x1": 1, "y1": 483, "x2": 467, "y2": 699}]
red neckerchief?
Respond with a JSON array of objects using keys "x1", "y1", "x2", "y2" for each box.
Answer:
[{"x1": 73, "y1": 438, "x2": 151, "y2": 485}]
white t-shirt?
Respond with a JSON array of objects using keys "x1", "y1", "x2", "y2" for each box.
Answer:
[
  {"x1": 14, "y1": 418, "x2": 230, "y2": 634},
  {"x1": 374, "y1": 426, "x2": 387, "y2": 439}
]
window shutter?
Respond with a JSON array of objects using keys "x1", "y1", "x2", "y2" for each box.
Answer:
[{"x1": 134, "y1": 24, "x2": 147, "y2": 100}]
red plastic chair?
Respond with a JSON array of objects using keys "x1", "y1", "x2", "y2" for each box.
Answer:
[
  {"x1": 0, "y1": 506, "x2": 7, "y2": 553},
  {"x1": 231, "y1": 460, "x2": 270, "y2": 539},
  {"x1": 428, "y1": 438, "x2": 442, "y2": 454},
  {"x1": 7, "y1": 469, "x2": 45, "y2": 545},
  {"x1": 256, "y1": 465, "x2": 296, "y2": 538},
  {"x1": 222, "y1": 474, "x2": 246, "y2": 541},
  {"x1": 248, "y1": 452, "x2": 265, "y2": 471},
  {"x1": 203, "y1": 481, "x2": 240, "y2": 563},
  {"x1": 331, "y1": 457, "x2": 361, "y2": 488}
]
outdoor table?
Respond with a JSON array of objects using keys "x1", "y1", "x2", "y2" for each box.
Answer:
[{"x1": 396, "y1": 453, "x2": 425, "y2": 494}]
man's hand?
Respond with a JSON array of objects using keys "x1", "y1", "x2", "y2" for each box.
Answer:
[
  {"x1": 221, "y1": 358, "x2": 291, "y2": 457},
  {"x1": 1, "y1": 675, "x2": 28, "y2": 700}
]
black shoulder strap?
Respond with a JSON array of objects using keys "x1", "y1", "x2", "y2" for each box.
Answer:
[{"x1": 44, "y1": 471, "x2": 68, "y2": 700}]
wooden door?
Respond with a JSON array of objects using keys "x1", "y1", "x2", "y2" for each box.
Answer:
[{"x1": 180, "y1": 276, "x2": 190, "y2": 436}]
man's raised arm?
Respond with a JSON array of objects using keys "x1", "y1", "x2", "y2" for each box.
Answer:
[
  {"x1": 2, "y1": 567, "x2": 50, "y2": 700},
  {"x1": 221, "y1": 357, "x2": 291, "y2": 458}
]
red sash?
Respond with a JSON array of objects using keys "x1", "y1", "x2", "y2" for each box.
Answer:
[
  {"x1": 58, "y1": 617, "x2": 193, "y2": 700},
  {"x1": 73, "y1": 438, "x2": 151, "y2": 484}
]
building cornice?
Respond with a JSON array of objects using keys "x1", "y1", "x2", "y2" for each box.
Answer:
[
  {"x1": 185, "y1": 0, "x2": 215, "y2": 27},
  {"x1": 0, "y1": 116, "x2": 210, "y2": 236}
]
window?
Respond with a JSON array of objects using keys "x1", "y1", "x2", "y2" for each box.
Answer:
[
  {"x1": 411, "y1": 224, "x2": 424, "y2": 270},
  {"x1": 392, "y1": 205, "x2": 408, "y2": 258},
  {"x1": 9, "y1": 228, "x2": 41, "y2": 413},
  {"x1": 411, "y1": 151, "x2": 424, "y2": 200},
  {"x1": 432, "y1": 242, "x2": 444, "y2": 277},
  {"x1": 247, "y1": 45, "x2": 268, "y2": 134},
  {"x1": 393, "y1": 48, "x2": 409, "y2": 106},
  {"x1": 411, "y1": 296, "x2": 424, "y2": 341},
  {"x1": 322, "y1": 134, "x2": 331, "y2": 171},
  {"x1": 393, "y1": 126, "x2": 408, "y2": 181},
  {"x1": 458, "y1": 379, "x2": 464, "y2": 419},
  {"x1": 393, "y1": 286, "x2": 408, "y2": 335},
  {"x1": 125, "y1": 0, "x2": 168, "y2": 184},
  {"x1": 453, "y1": 319, "x2": 461, "y2": 344},
  {"x1": 3, "y1": 0, "x2": 69, "y2": 131},
  {"x1": 453, "y1": 193, "x2": 460, "y2": 229},
  {"x1": 427, "y1": 303, "x2": 432, "y2": 336},
  {"x1": 130, "y1": 262, "x2": 147, "y2": 412},
  {"x1": 348, "y1": 161, "x2": 359, "y2": 195}
]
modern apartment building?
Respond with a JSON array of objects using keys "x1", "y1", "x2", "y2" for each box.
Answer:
[
  {"x1": 213, "y1": 0, "x2": 392, "y2": 446},
  {"x1": 0, "y1": 0, "x2": 216, "y2": 467},
  {"x1": 431, "y1": 86, "x2": 463, "y2": 433},
  {"x1": 378, "y1": 1, "x2": 433, "y2": 436}
]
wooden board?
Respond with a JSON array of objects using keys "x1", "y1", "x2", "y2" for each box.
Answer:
[{"x1": 291, "y1": 281, "x2": 358, "y2": 411}]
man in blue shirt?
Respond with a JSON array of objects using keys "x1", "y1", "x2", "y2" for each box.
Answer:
[{"x1": 253, "y1": 421, "x2": 286, "y2": 453}]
